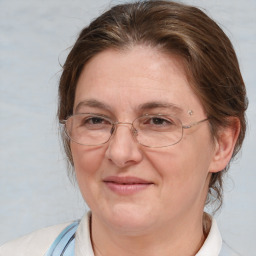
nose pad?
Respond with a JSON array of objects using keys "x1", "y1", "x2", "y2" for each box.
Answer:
[
  {"x1": 132, "y1": 127, "x2": 138, "y2": 137},
  {"x1": 110, "y1": 126, "x2": 115, "y2": 135}
]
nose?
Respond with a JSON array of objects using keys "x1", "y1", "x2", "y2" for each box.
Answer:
[{"x1": 105, "y1": 123, "x2": 143, "y2": 168}]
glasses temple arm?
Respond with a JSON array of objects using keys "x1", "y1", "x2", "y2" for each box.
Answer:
[{"x1": 182, "y1": 118, "x2": 209, "y2": 129}]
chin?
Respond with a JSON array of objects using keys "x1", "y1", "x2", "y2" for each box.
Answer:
[{"x1": 98, "y1": 202, "x2": 157, "y2": 234}]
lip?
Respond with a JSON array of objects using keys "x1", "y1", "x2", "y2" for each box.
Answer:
[{"x1": 103, "y1": 176, "x2": 154, "y2": 195}]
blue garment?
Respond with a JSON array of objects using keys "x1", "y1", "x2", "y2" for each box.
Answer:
[{"x1": 45, "y1": 221, "x2": 79, "y2": 256}]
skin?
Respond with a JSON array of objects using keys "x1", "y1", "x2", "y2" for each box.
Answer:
[{"x1": 71, "y1": 46, "x2": 239, "y2": 256}]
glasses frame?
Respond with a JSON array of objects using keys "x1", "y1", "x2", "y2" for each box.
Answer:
[{"x1": 60, "y1": 113, "x2": 209, "y2": 148}]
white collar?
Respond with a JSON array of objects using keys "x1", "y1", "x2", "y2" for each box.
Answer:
[
  {"x1": 75, "y1": 212, "x2": 94, "y2": 256},
  {"x1": 75, "y1": 212, "x2": 222, "y2": 256},
  {"x1": 196, "y1": 217, "x2": 222, "y2": 256}
]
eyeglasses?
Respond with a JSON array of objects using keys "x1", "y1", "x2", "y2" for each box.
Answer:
[{"x1": 61, "y1": 113, "x2": 209, "y2": 148}]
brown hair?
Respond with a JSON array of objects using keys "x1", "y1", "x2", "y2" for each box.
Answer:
[{"x1": 58, "y1": 0, "x2": 248, "y2": 210}]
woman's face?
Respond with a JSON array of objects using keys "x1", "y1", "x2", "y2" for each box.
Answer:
[{"x1": 71, "y1": 46, "x2": 218, "y2": 234}]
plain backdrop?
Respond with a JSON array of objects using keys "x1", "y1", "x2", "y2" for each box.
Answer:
[{"x1": 0, "y1": 0, "x2": 255, "y2": 255}]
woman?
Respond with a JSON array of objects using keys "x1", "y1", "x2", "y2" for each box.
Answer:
[{"x1": 0, "y1": 0, "x2": 247, "y2": 255}]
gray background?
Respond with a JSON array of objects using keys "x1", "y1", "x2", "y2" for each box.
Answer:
[{"x1": 0, "y1": 0, "x2": 255, "y2": 255}]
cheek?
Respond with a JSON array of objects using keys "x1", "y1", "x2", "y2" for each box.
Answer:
[
  {"x1": 146, "y1": 145, "x2": 211, "y2": 182},
  {"x1": 145, "y1": 136, "x2": 214, "y2": 200},
  {"x1": 71, "y1": 143, "x2": 105, "y2": 186}
]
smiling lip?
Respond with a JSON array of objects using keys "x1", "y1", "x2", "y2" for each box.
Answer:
[{"x1": 103, "y1": 176, "x2": 154, "y2": 195}]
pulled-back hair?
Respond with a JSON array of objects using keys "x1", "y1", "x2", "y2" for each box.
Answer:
[{"x1": 58, "y1": 0, "x2": 248, "y2": 210}]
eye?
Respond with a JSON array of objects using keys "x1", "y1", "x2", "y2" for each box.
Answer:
[
  {"x1": 87, "y1": 117, "x2": 107, "y2": 124},
  {"x1": 146, "y1": 116, "x2": 175, "y2": 126},
  {"x1": 138, "y1": 115, "x2": 177, "y2": 131},
  {"x1": 150, "y1": 117, "x2": 172, "y2": 126},
  {"x1": 79, "y1": 115, "x2": 112, "y2": 130}
]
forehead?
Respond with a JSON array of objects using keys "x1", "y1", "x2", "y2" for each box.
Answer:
[{"x1": 74, "y1": 46, "x2": 205, "y2": 118}]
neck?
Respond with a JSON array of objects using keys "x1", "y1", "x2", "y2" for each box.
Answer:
[{"x1": 90, "y1": 212, "x2": 210, "y2": 256}]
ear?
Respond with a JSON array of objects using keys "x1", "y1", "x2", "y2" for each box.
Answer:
[{"x1": 209, "y1": 117, "x2": 240, "y2": 173}]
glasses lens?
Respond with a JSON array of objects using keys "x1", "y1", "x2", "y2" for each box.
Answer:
[
  {"x1": 133, "y1": 115, "x2": 183, "y2": 147},
  {"x1": 65, "y1": 114, "x2": 112, "y2": 146}
]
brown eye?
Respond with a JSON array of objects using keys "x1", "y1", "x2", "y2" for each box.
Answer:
[
  {"x1": 150, "y1": 117, "x2": 173, "y2": 126},
  {"x1": 86, "y1": 117, "x2": 107, "y2": 124},
  {"x1": 136, "y1": 115, "x2": 177, "y2": 132},
  {"x1": 143, "y1": 116, "x2": 175, "y2": 127},
  {"x1": 80, "y1": 115, "x2": 112, "y2": 130}
]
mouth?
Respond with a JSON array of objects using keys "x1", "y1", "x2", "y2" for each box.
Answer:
[{"x1": 103, "y1": 176, "x2": 154, "y2": 195}]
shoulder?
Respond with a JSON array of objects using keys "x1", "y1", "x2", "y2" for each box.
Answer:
[{"x1": 0, "y1": 222, "x2": 72, "y2": 256}]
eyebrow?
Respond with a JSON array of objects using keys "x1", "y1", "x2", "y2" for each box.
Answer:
[
  {"x1": 74, "y1": 99, "x2": 183, "y2": 114},
  {"x1": 138, "y1": 101, "x2": 183, "y2": 114},
  {"x1": 74, "y1": 99, "x2": 112, "y2": 113}
]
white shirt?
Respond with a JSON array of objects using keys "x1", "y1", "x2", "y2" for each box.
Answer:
[{"x1": 0, "y1": 212, "x2": 239, "y2": 256}]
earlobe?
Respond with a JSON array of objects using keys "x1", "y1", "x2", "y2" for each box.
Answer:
[{"x1": 209, "y1": 117, "x2": 240, "y2": 173}]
